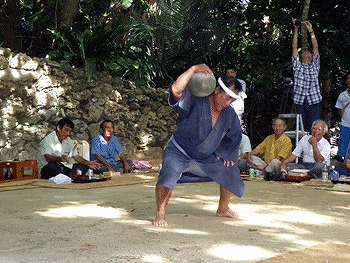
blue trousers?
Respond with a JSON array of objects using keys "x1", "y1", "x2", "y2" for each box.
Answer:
[
  {"x1": 335, "y1": 164, "x2": 350, "y2": 176},
  {"x1": 337, "y1": 125, "x2": 350, "y2": 157},
  {"x1": 294, "y1": 100, "x2": 321, "y2": 133}
]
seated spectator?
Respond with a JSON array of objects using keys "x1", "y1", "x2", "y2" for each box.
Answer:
[
  {"x1": 247, "y1": 118, "x2": 292, "y2": 178},
  {"x1": 38, "y1": 118, "x2": 100, "y2": 179},
  {"x1": 335, "y1": 71, "x2": 350, "y2": 159},
  {"x1": 90, "y1": 120, "x2": 134, "y2": 173},
  {"x1": 238, "y1": 133, "x2": 252, "y2": 172},
  {"x1": 281, "y1": 119, "x2": 331, "y2": 178},
  {"x1": 335, "y1": 142, "x2": 350, "y2": 176}
]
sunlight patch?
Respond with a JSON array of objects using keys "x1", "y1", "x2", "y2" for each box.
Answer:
[
  {"x1": 148, "y1": 227, "x2": 208, "y2": 235},
  {"x1": 208, "y1": 244, "x2": 274, "y2": 261},
  {"x1": 292, "y1": 239, "x2": 318, "y2": 247},
  {"x1": 141, "y1": 254, "x2": 163, "y2": 263},
  {"x1": 36, "y1": 203, "x2": 127, "y2": 218},
  {"x1": 173, "y1": 229, "x2": 209, "y2": 235},
  {"x1": 271, "y1": 233, "x2": 300, "y2": 240},
  {"x1": 205, "y1": 203, "x2": 334, "y2": 234},
  {"x1": 194, "y1": 195, "x2": 219, "y2": 201},
  {"x1": 334, "y1": 205, "x2": 350, "y2": 210},
  {"x1": 134, "y1": 174, "x2": 155, "y2": 180},
  {"x1": 174, "y1": 197, "x2": 197, "y2": 203}
]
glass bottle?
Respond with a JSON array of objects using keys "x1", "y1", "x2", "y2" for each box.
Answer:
[
  {"x1": 321, "y1": 162, "x2": 328, "y2": 183},
  {"x1": 329, "y1": 165, "x2": 339, "y2": 183},
  {"x1": 4, "y1": 163, "x2": 13, "y2": 180}
]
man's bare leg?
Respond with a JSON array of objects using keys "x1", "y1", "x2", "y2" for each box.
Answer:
[
  {"x1": 216, "y1": 186, "x2": 238, "y2": 218},
  {"x1": 153, "y1": 184, "x2": 172, "y2": 227}
]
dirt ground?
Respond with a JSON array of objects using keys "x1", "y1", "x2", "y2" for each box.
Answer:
[{"x1": 0, "y1": 178, "x2": 350, "y2": 263}]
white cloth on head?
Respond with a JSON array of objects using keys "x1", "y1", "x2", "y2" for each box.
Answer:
[{"x1": 218, "y1": 78, "x2": 240, "y2": 99}]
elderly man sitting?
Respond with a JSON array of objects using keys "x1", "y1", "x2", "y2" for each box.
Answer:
[
  {"x1": 281, "y1": 119, "x2": 331, "y2": 178},
  {"x1": 246, "y1": 118, "x2": 292, "y2": 180}
]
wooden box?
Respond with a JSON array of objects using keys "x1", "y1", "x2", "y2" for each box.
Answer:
[{"x1": 0, "y1": 160, "x2": 38, "y2": 183}]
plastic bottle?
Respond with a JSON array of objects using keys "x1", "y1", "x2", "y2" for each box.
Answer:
[
  {"x1": 321, "y1": 162, "x2": 328, "y2": 183},
  {"x1": 4, "y1": 163, "x2": 13, "y2": 180},
  {"x1": 329, "y1": 165, "x2": 339, "y2": 183},
  {"x1": 87, "y1": 169, "x2": 93, "y2": 180},
  {"x1": 249, "y1": 168, "x2": 255, "y2": 179},
  {"x1": 280, "y1": 169, "x2": 287, "y2": 180}
]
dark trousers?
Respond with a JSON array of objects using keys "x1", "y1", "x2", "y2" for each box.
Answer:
[
  {"x1": 40, "y1": 162, "x2": 89, "y2": 179},
  {"x1": 294, "y1": 100, "x2": 321, "y2": 133},
  {"x1": 335, "y1": 164, "x2": 350, "y2": 176},
  {"x1": 286, "y1": 162, "x2": 324, "y2": 178},
  {"x1": 95, "y1": 159, "x2": 135, "y2": 173}
]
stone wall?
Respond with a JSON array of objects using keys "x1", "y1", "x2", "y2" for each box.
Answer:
[{"x1": 0, "y1": 48, "x2": 177, "y2": 161}]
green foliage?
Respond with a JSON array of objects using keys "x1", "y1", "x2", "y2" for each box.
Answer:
[
  {"x1": 3, "y1": 0, "x2": 350, "y2": 142},
  {"x1": 48, "y1": 21, "x2": 124, "y2": 82},
  {"x1": 46, "y1": 0, "x2": 162, "y2": 86},
  {"x1": 127, "y1": 0, "x2": 247, "y2": 85}
]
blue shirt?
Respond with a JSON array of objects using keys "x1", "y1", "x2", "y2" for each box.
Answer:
[
  {"x1": 170, "y1": 88, "x2": 242, "y2": 161},
  {"x1": 157, "y1": 87, "x2": 244, "y2": 197},
  {"x1": 292, "y1": 54, "x2": 321, "y2": 105},
  {"x1": 90, "y1": 134, "x2": 123, "y2": 166}
]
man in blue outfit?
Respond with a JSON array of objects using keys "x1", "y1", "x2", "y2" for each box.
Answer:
[
  {"x1": 335, "y1": 142, "x2": 350, "y2": 176},
  {"x1": 153, "y1": 64, "x2": 245, "y2": 227},
  {"x1": 90, "y1": 120, "x2": 134, "y2": 173}
]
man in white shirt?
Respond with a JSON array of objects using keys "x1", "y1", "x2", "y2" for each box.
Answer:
[
  {"x1": 38, "y1": 118, "x2": 100, "y2": 179},
  {"x1": 281, "y1": 120, "x2": 331, "y2": 178},
  {"x1": 335, "y1": 71, "x2": 350, "y2": 158},
  {"x1": 237, "y1": 133, "x2": 252, "y2": 172},
  {"x1": 225, "y1": 65, "x2": 247, "y2": 124}
]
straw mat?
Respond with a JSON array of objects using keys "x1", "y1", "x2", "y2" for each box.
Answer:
[{"x1": 0, "y1": 171, "x2": 158, "y2": 192}]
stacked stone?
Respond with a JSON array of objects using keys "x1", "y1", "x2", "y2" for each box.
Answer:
[{"x1": 0, "y1": 48, "x2": 175, "y2": 161}]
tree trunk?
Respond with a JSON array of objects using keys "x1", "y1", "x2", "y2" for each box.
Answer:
[
  {"x1": 0, "y1": 0, "x2": 22, "y2": 52},
  {"x1": 56, "y1": 0, "x2": 79, "y2": 29},
  {"x1": 301, "y1": 0, "x2": 311, "y2": 52},
  {"x1": 322, "y1": 76, "x2": 332, "y2": 125}
]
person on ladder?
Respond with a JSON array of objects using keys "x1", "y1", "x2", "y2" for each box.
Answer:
[{"x1": 292, "y1": 19, "x2": 321, "y2": 133}]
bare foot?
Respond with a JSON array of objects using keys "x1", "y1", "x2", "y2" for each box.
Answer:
[
  {"x1": 216, "y1": 208, "x2": 238, "y2": 218},
  {"x1": 152, "y1": 212, "x2": 168, "y2": 227}
]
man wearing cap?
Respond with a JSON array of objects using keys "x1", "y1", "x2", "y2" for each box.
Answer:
[{"x1": 153, "y1": 64, "x2": 244, "y2": 227}]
